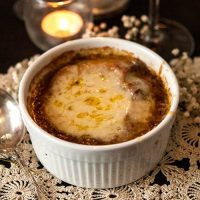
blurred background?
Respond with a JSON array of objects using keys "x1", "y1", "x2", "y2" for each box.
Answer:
[{"x1": 1, "y1": 0, "x2": 200, "y2": 73}]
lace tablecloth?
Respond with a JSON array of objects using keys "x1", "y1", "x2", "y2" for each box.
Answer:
[{"x1": 0, "y1": 53, "x2": 200, "y2": 199}]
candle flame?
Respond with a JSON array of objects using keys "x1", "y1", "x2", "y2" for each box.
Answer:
[
  {"x1": 59, "y1": 18, "x2": 68, "y2": 30},
  {"x1": 41, "y1": 10, "x2": 83, "y2": 38}
]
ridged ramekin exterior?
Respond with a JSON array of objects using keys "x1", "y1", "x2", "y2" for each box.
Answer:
[{"x1": 24, "y1": 116, "x2": 174, "y2": 188}]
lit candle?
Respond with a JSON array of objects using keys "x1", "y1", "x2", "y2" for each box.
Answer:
[{"x1": 41, "y1": 10, "x2": 84, "y2": 38}]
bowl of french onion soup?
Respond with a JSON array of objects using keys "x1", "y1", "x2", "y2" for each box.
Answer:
[{"x1": 19, "y1": 38, "x2": 179, "y2": 188}]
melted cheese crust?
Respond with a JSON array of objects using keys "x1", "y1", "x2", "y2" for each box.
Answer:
[
  {"x1": 43, "y1": 59, "x2": 135, "y2": 142},
  {"x1": 28, "y1": 47, "x2": 169, "y2": 145}
]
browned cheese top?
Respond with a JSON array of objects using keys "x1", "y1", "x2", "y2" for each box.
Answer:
[{"x1": 27, "y1": 47, "x2": 170, "y2": 145}]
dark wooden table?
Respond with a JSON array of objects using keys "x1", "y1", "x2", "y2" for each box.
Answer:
[{"x1": 1, "y1": 0, "x2": 200, "y2": 73}]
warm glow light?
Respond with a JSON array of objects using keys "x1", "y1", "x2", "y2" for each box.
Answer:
[{"x1": 41, "y1": 10, "x2": 83, "y2": 38}]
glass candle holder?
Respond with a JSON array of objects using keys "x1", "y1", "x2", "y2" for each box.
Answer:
[
  {"x1": 23, "y1": 0, "x2": 92, "y2": 50},
  {"x1": 91, "y1": 0, "x2": 129, "y2": 19}
]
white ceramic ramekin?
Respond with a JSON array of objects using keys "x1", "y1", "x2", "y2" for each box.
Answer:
[{"x1": 19, "y1": 38, "x2": 179, "y2": 188}]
